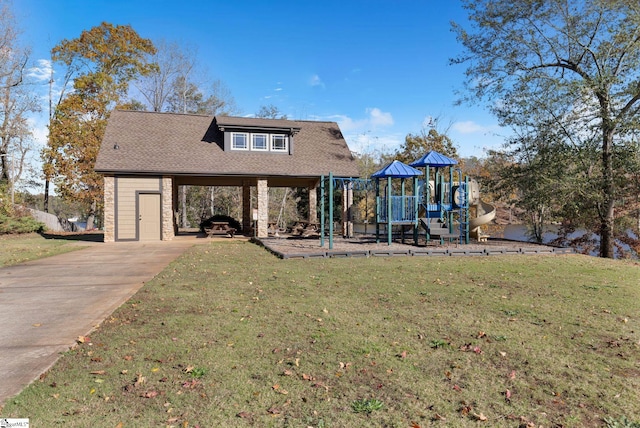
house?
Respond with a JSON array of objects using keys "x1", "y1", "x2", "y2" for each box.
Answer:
[{"x1": 94, "y1": 110, "x2": 359, "y2": 242}]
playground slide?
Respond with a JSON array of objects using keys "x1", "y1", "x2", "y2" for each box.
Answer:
[{"x1": 469, "y1": 200, "x2": 496, "y2": 232}]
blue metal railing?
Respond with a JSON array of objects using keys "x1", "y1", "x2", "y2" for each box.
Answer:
[{"x1": 377, "y1": 196, "x2": 418, "y2": 223}]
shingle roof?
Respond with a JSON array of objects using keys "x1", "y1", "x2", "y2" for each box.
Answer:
[{"x1": 95, "y1": 110, "x2": 359, "y2": 178}]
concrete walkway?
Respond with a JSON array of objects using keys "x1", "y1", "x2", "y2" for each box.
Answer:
[{"x1": 0, "y1": 240, "x2": 197, "y2": 406}]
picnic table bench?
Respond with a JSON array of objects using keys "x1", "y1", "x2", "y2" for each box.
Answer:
[{"x1": 204, "y1": 221, "x2": 236, "y2": 238}]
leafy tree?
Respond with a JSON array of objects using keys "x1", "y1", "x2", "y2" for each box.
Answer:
[
  {"x1": 43, "y1": 23, "x2": 156, "y2": 229},
  {"x1": 452, "y1": 0, "x2": 640, "y2": 258},
  {"x1": 385, "y1": 122, "x2": 461, "y2": 167}
]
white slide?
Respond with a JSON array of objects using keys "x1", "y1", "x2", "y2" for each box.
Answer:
[{"x1": 469, "y1": 200, "x2": 496, "y2": 240}]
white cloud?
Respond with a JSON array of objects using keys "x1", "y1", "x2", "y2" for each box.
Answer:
[
  {"x1": 320, "y1": 108, "x2": 399, "y2": 154},
  {"x1": 27, "y1": 117, "x2": 48, "y2": 147},
  {"x1": 345, "y1": 131, "x2": 403, "y2": 155},
  {"x1": 367, "y1": 107, "x2": 393, "y2": 128},
  {"x1": 27, "y1": 58, "x2": 52, "y2": 82},
  {"x1": 309, "y1": 74, "x2": 324, "y2": 87},
  {"x1": 451, "y1": 120, "x2": 491, "y2": 134},
  {"x1": 328, "y1": 114, "x2": 365, "y2": 132},
  {"x1": 274, "y1": 87, "x2": 283, "y2": 92}
]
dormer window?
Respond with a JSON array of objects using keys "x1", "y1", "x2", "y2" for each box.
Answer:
[
  {"x1": 271, "y1": 134, "x2": 288, "y2": 152},
  {"x1": 252, "y1": 133, "x2": 268, "y2": 151},
  {"x1": 218, "y1": 117, "x2": 299, "y2": 154},
  {"x1": 232, "y1": 132, "x2": 249, "y2": 150}
]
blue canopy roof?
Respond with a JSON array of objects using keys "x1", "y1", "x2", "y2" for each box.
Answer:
[
  {"x1": 371, "y1": 160, "x2": 423, "y2": 178},
  {"x1": 410, "y1": 150, "x2": 458, "y2": 168}
]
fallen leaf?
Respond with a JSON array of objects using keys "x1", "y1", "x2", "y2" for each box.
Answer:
[
  {"x1": 473, "y1": 412, "x2": 488, "y2": 421},
  {"x1": 76, "y1": 336, "x2": 90, "y2": 344},
  {"x1": 33, "y1": 323, "x2": 42, "y2": 327},
  {"x1": 505, "y1": 389, "x2": 512, "y2": 402},
  {"x1": 272, "y1": 384, "x2": 288, "y2": 395},
  {"x1": 508, "y1": 370, "x2": 516, "y2": 380},
  {"x1": 473, "y1": 346, "x2": 482, "y2": 354},
  {"x1": 236, "y1": 411, "x2": 253, "y2": 419},
  {"x1": 142, "y1": 390, "x2": 159, "y2": 398},
  {"x1": 134, "y1": 373, "x2": 146, "y2": 386},
  {"x1": 267, "y1": 406, "x2": 281, "y2": 414},
  {"x1": 90, "y1": 370, "x2": 106, "y2": 375}
]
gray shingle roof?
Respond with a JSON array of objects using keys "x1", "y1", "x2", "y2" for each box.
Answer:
[{"x1": 95, "y1": 110, "x2": 360, "y2": 178}]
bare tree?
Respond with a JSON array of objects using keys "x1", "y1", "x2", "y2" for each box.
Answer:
[
  {"x1": 0, "y1": 0, "x2": 40, "y2": 188},
  {"x1": 133, "y1": 40, "x2": 191, "y2": 112}
]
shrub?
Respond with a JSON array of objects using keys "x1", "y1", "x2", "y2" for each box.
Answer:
[{"x1": 0, "y1": 204, "x2": 45, "y2": 235}]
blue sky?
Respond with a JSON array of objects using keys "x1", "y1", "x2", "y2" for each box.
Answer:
[{"x1": 16, "y1": 0, "x2": 505, "y2": 158}]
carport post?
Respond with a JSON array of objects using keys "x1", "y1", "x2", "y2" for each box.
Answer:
[
  {"x1": 329, "y1": 172, "x2": 334, "y2": 250},
  {"x1": 320, "y1": 175, "x2": 325, "y2": 247}
]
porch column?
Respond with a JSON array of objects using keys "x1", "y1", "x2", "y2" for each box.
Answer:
[
  {"x1": 308, "y1": 180, "x2": 318, "y2": 223},
  {"x1": 341, "y1": 183, "x2": 354, "y2": 238},
  {"x1": 242, "y1": 180, "x2": 252, "y2": 235},
  {"x1": 162, "y1": 176, "x2": 175, "y2": 241},
  {"x1": 256, "y1": 179, "x2": 269, "y2": 238},
  {"x1": 103, "y1": 175, "x2": 115, "y2": 242},
  {"x1": 172, "y1": 178, "x2": 179, "y2": 236}
]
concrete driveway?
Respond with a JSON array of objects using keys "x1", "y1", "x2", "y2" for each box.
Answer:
[{"x1": 0, "y1": 240, "x2": 196, "y2": 406}]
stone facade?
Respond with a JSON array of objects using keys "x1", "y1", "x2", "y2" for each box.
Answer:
[
  {"x1": 256, "y1": 179, "x2": 268, "y2": 238},
  {"x1": 103, "y1": 175, "x2": 115, "y2": 242},
  {"x1": 161, "y1": 176, "x2": 174, "y2": 240}
]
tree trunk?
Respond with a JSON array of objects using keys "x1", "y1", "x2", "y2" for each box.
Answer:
[
  {"x1": 86, "y1": 199, "x2": 96, "y2": 230},
  {"x1": 600, "y1": 126, "x2": 615, "y2": 258},
  {"x1": 44, "y1": 179, "x2": 50, "y2": 212}
]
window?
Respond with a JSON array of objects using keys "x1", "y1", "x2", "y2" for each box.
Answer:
[
  {"x1": 232, "y1": 132, "x2": 248, "y2": 150},
  {"x1": 252, "y1": 133, "x2": 268, "y2": 151},
  {"x1": 271, "y1": 134, "x2": 288, "y2": 152}
]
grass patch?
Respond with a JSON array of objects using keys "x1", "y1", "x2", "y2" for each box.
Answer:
[
  {"x1": 0, "y1": 233, "x2": 86, "y2": 267},
  {"x1": 2, "y1": 241, "x2": 640, "y2": 427}
]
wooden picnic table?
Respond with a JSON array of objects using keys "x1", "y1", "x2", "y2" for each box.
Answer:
[{"x1": 205, "y1": 221, "x2": 236, "y2": 238}]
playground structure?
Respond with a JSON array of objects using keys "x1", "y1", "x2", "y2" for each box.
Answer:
[{"x1": 319, "y1": 150, "x2": 496, "y2": 249}]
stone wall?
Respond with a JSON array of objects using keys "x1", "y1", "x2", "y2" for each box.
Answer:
[
  {"x1": 256, "y1": 179, "x2": 268, "y2": 238},
  {"x1": 162, "y1": 176, "x2": 174, "y2": 240}
]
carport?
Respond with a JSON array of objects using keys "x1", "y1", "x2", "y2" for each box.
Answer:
[{"x1": 95, "y1": 111, "x2": 359, "y2": 242}]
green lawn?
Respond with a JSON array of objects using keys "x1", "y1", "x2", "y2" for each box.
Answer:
[
  {"x1": 2, "y1": 240, "x2": 640, "y2": 427},
  {"x1": 0, "y1": 233, "x2": 86, "y2": 267}
]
